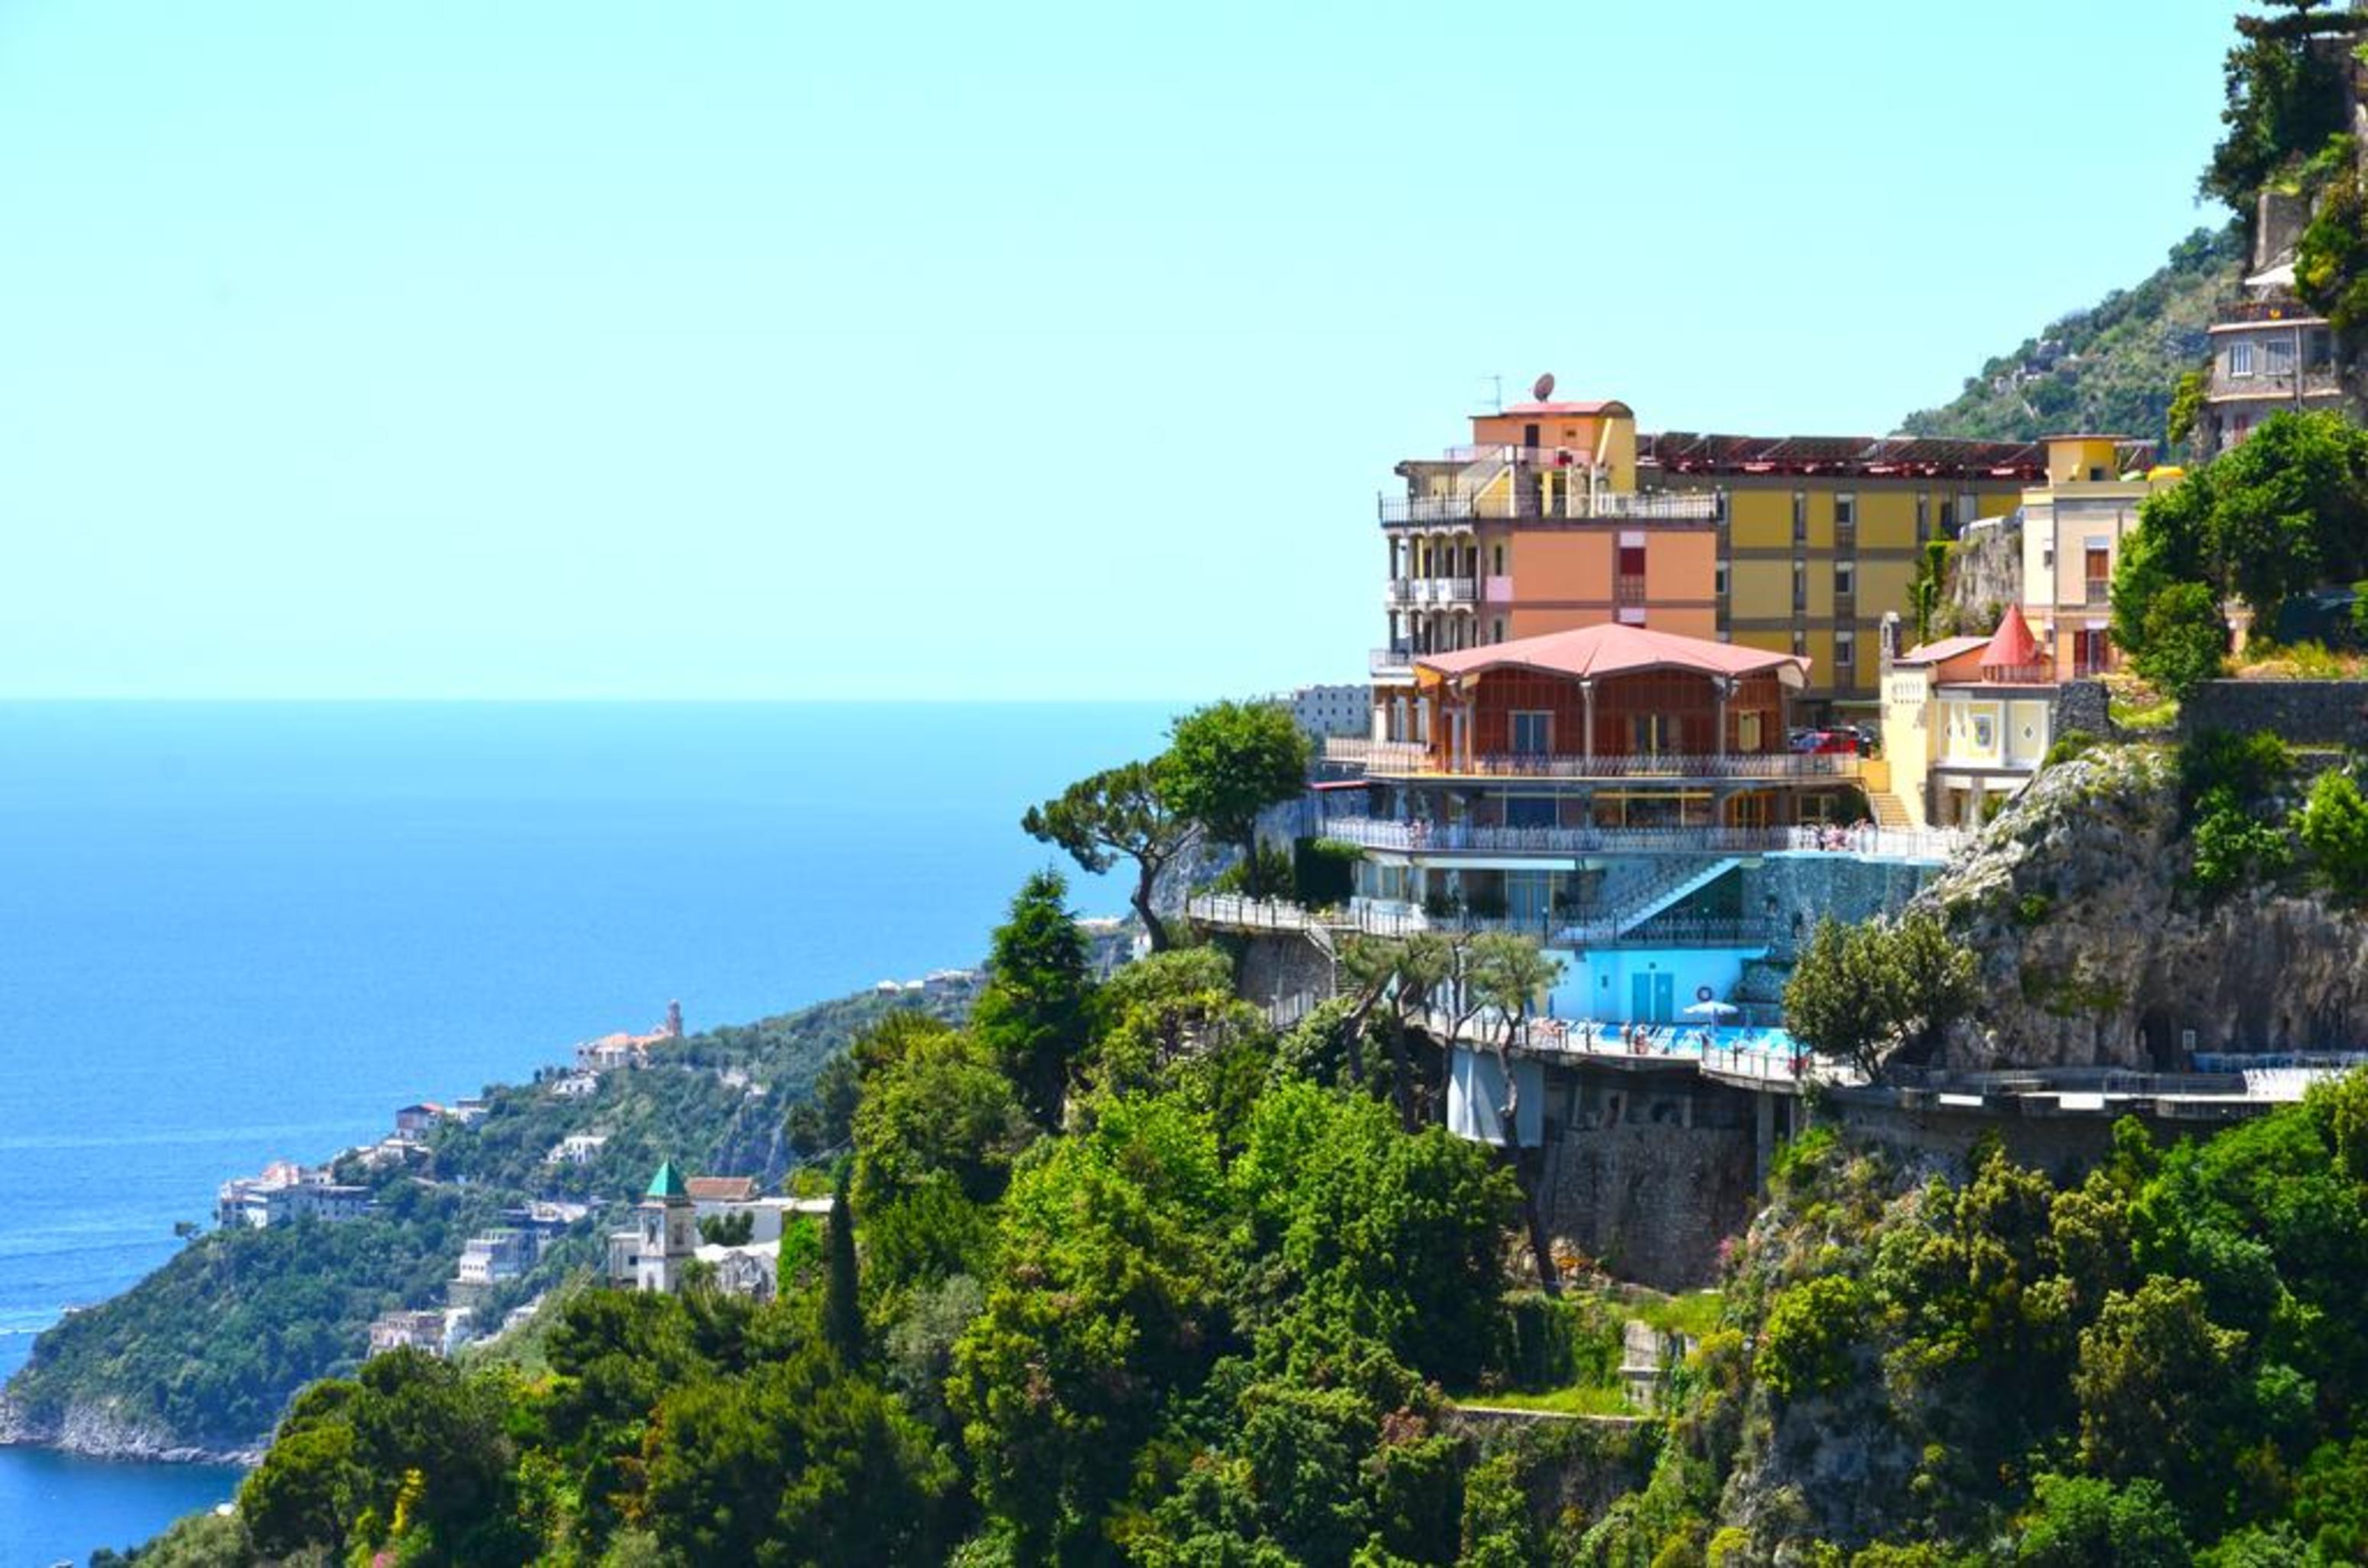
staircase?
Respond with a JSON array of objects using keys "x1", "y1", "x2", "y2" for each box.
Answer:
[
  {"x1": 1576, "y1": 856, "x2": 1739, "y2": 939},
  {"x1": 1865, "y1": 789, "x2": 1914, "y2": 830}
]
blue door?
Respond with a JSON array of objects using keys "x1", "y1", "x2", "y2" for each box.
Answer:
[{"x1": 1630, "y1": 971, "x2": 1676, "y2": 1023}]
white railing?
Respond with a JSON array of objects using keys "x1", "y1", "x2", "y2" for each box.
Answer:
[
  {"x1": 1370, "y1": 646, "x2": 1413, "y2": 675},
  {"x1": 1317, "y1": 816, "x2": 1967, "y2": 862},
  {"x1": 1379, "y1": 490, "x2": 1720, "y2": 525},
  {"x1": 1384, "y1": 577, "x2": 1478, "y2": 607},
  {"x1": 1323, "y1": 737, "x2": 1432, "y2": 770}
]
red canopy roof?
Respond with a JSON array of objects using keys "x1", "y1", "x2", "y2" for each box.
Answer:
[
  {"x1": 1415, "y1": 623, "x2": 1810, "y2": 688},
  {"x1": 1979, "y1": 603, "x2": 2040, "y2": 673}
]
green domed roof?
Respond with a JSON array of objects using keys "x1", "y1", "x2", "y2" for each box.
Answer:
[{"x1": 646, "y1": 1160, "x2": 689, "y2": 1200}]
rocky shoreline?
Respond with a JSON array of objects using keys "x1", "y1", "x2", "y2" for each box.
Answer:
[{"x1": 0, "y1": 1390, "x2": 259, "y2": 1467}]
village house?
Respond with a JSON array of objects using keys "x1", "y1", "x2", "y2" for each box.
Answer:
[
  {"x1": 546, "y1": 1130, "x2": 608, "y2": 1166},
  {"x1": 607, "y1": 1162, "x2": 782, "y2": 1303},
  {"x1": 366, "y1": 1307, "x2": 473, "y2": 1359},
  {"x1": 573, "y1": 1000, "x2": 686, "y2": 1072},
  {"x1": 1880, "y1": 605, "x2": 2056, "y2": 830},
  {"x1": 216, "y1": 1160, "x2": 373, "y2": 1229}
]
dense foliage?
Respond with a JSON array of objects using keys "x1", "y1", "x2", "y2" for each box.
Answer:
[
  {"x1": 189, "y1": 880, "x2": 1573, "y2": 1567},
  {"x1": 2, "y1": 986, "x2": 968, "y2": 1456},
  {"x1": 2113, "y1": 411, "x2": 2368, "y2": 648},
  {"x1": 1781, "y1": 912, "x2": 1977, "y2": 1078},
  {"x1": 1899, "y1": 227, "x2": 2242, "y2": 451}
]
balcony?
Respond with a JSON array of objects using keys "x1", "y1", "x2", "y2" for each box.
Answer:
[
  {"x1": 1319, "y1": 736, "x2": 1862, "y2": 781},
  {"x1": 1384, "y1": 577, "x2": 1478, "y2": 607},
  {"x1": 2083, "y1": 578, "x2": 2111, "y2": 607},
  {"x1": 1378, "y1": 487, "x2": 1720, "y2": 526},
  {"x1": 2208, "y1": 366, "x2": 2344, "y2": 402},
  {"x1": 1370, "y1": 646, "x2": 1412, "y2": 677},
  {"x1": 1319, "y1": 815, "x2": 1966, "y2": 861},
  {"x1": 2214, "y1": 298, "x2": 2327, "y2": 326},
  {"x1": 1613, "y1": 573, "x2": 1648, "y2": 606}
]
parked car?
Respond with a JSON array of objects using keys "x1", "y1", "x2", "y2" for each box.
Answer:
[{"x1": 1790, "y1": 729, "x2": 1860, "y2": 756}]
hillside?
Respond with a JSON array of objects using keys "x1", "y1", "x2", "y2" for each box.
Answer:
[
  {"x1": 0, "y1": 984, "x2": 968, "y2": 1460},
  {"x1": 1900, "y1": 225, "x2": 2242, "y2": 450}
]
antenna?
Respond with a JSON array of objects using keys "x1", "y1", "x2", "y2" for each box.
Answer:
[{"x1": 1533, "y1": 372, "x2": 1556, "y2": 402}]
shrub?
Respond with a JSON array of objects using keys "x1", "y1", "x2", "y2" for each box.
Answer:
[
  {"x1": 2190, "y1": 788, "x2": 2296, "y2": 895},
  {"x1": 2134, "y1": 581, "x2": 2227, "y2": 699},
  {"x1": 1758, "y1": 1275, "x2": 1869, "y2": 1400},
  {"x1": 2042, "y1": 730, "x2": 2098, "y2": 769},
  {"x1": 2178, "y1": 730, "x2": 2293, "y2": 817},
  {"x1": 1292, "y1": 837, "x2": 1360, "y2": 909},
  {"x1": 2297, "y1": 768, "x2": 2368, "y2": 902}
]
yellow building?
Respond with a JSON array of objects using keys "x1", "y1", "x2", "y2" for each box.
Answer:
[
  {"x1": 1373, "y1": 395, "x2": 2050, "y2": 730},
  {"x1": 1878, "y1": 605, "x2": 2055, "y2": 830}
]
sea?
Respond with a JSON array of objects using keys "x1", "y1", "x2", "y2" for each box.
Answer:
[{"x1": 0, "y1": 701, "x2": 1176, "y2": 1567}]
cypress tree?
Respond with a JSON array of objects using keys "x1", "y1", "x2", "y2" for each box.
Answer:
[{"x1": 824, "y1": 1162, "x2": 863, "y2": 1362}]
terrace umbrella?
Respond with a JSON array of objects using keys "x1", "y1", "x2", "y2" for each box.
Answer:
[{"x1": 1681, "y1": 999, "x2": 1740, "y2": 1019}]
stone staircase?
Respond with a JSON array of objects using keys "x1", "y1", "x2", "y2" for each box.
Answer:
[{"x1": 1865, "y1": 789, "x2": 1914, "y2": 829}]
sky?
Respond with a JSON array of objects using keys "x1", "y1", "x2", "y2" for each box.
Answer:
[{"x1": 0, "y1": 2, "x2": 2247, "y2": 701}]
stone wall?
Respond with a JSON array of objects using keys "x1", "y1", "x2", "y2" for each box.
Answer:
[
  {"x1": 1530, "y1": 1061, "x2": 1768, "y2": 1289},
  {"x1": 1230, "y1": 932, "x2": 1335, "y2": 1013},
  {"x1": 1740, "y1": 854, "x2": 1938, "y2": 961},
  {"x1": 2179, "y1": 679, "x2": 2368, "y2": 747},
  {"x1": 2051, "y1": 679, "x2": 2117, "y2": 743},
  {"x1": 1943, "y1": 513, "x2": 2021, "y2": 633}
]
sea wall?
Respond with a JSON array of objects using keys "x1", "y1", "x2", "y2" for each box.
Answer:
[{"x1": 1739, "y1": 854, "x2": 1937, "y2": 961}]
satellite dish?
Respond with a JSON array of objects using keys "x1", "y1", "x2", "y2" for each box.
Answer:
[{"x1": 1532, "y1": 372, "x2": 1556, "y2": 402}]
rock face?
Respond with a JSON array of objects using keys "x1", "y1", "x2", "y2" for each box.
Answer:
[
  {"x1": 1914, "y1": 744, "x2": 2368, "y2": 1066},
  {"x1": 1941, "y1": 512, "x2": 2020, "y2": 634},
  {"x1": 0, "y1": 1389, "x2": 256, "y2": 1466}
]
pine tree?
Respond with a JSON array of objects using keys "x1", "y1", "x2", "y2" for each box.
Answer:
[{"x1": 824, "y1": 1162, "x2": 863, "y2": 1364}]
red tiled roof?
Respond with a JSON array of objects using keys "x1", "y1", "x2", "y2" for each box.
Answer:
[
  {"x1": 685, "y1": 1176, "x2": 758, "y2": 1202},
  {"x1": 1980, "y1": 603, "x2": 2040, "y2": 672},
  {"x1": 1894, "y1": 636, "x2": 1989, "y2": 669},
  {"x1": 1416, "y1": 623, "x2": 1810, "y2": 687}
]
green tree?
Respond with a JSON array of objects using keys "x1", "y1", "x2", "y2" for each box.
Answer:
[
  {"x1": 2134, "y1": 580, "x2": 2228, "y2": 698},
  {"x1": 1163, "y1": 701, "x2": 1312, "y2": 899},
  {"x1": 1783, "y1": 912, "x2": 1976, "y2": 1078},
  {"x1": 1023, "y1": 758, "x2": 1195, "y2": 952},
  {"x1": 2297, "y1": 768, "x2": 2368, "y2": 900},
  {"x1": 1337, "y1": 932, "x2": 1453, "y2": 1129},
  {"x1": 970, "y1": 870, "x2": 1095, "y2": 1129},
  {"x1": 2014, "y1": 1473, "x2": 2191, "y2": 1568},
  {"x1": 641, "y1": 1343, "x2": 957, "y2": 1568},
  {"x1": 851, "y1": 1024, "x2": 1033, "y2": 1215},
  {"x1": 2203, "y1": 3, "x2": 2357, "y2": 215},
  {"x1": 787, "y1": 1051, "x2": 862, "y2": 1159},
  {"x1": 2074, "y1": 1276, "x2": 2250, "y2": 1503},
  {"x1": 826, "y1": 1162, "x2": 864, "y2": 1364},
  {"x1": 949, "y1": 1094, "x2": 1234, "y2": 1561}
]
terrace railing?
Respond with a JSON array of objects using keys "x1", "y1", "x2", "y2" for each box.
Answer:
[
  {"x1": 1319, "y1": 738, "x2": 1866, "y2": 781},
  {"x1": 1379, "y1": 486, "x2": 1719, "y2": 525},
  {"x1": 1316, "y1": 815, "x2": 1968, "y2": 861}
]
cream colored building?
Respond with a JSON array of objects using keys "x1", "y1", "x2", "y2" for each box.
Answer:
[
  {"x1": 2017, "y1": 435, "x2": 2173, "y2": 681},
  {"x1": 1880, "y1": 605, "x2": 2054, "y2": 830}
]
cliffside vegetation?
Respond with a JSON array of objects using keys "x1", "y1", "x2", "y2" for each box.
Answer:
[
  {"x1": 1, "y1": 986, "x2": 966, "y2": 1458},
  {"x1": 1899, "y1": 227, "x2": 2242, "y2": 452}
]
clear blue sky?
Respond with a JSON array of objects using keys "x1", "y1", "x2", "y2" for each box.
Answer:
[{"x1": 0, "y1": 2, "x2": 2243, "y2": 700}]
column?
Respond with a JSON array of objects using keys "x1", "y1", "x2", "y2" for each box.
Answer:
[
  {"x1": 1579, "y1": 680, "x2": 1596, "y2": 767},
  {"x1": 1713, "y1": 676, "x2": 1735, "y2": 759}
]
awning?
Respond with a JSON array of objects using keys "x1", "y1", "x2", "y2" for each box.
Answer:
[{"x1": 1311, "y1": 779, "x2": 1372, "y2": 792}]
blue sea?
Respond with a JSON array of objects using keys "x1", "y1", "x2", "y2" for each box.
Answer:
[{"x1": 0, "y1": 701, "x2": 1174, "y2": 1567}]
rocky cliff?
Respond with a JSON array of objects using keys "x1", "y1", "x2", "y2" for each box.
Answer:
[
  {"x1": 1939, "y1": 512, "x2": 2019, "y2": 636},
  {"x1": 1913, "y1": 743, "x2": 2368, "y2": 1066}
]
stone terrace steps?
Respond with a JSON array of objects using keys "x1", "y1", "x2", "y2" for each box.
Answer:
[{"x1": 1865, "y1": 789, "x2": 1914, "y2": 829}]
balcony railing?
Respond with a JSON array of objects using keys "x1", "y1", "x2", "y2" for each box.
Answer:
[
  {"x1": 2083, "y1": 578, "x2": 2111, "y2": 607},
  {"x1": 1378, "y1": 488, "x2": 1719, "y2": 526},
  {"x1": 1370, "y1": 646, "x2": 1413, "y2": 675},
  {"x1": 1384, "y1": 576, "x2": 1478, "y2": 607},
  {"x1": 2210, "y1": 367, "x2": 2344, "y2": 400},
  {"x1": 1320, "y1": 737, "x2": 1863, "y2": 780},
  {"x1": 2215, "y1": 298, "x2": 2327, "y2": 326},
  {"x1": 1613, "y1": 573, "x2": 1648, "y2": 606},
  {"x1": 1323, "y1": 737, "x2": 1432, "y2": 771},
  {"x1": 1319, "y1": 815, "x2": 1967, "y2": 861}
]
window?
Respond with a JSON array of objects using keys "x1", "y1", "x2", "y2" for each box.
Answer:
[
  {"x1": 2230, "y1": 340, "x2": 2255, "y2": 378},
  {"x1": 1834, "y1": 492, "x2": 1857, "y2": 530},
  {"x1": 1617, "y1": 543, "x2": 1645, "y2": 576},
  {"x1": 2264, "y1": 337, "x2": 2294, "y2": 376},
  {"x1": 1491, "y1": 543, "x2": 1505, "y2": 574},
  {"x1": 1505, "y1": 796, "x2": 1556, "y2": 828},
  {"x1": 1510, "y1": 711, "x2": 1550, "y2": 756},
  {"x1": 1791, "y1": 628, "x2": 1808, "y2": 656},
  {"x1": 1791, "y1": 559, "x2": 1807, "y2": 611},
  {"x1": 1714, "y1": 558, "x2": 1729, "y2": 597},
  {"x1": 1491, "y1": 616, "x2": 1505, "y2": 643},
  {"x1": 1834, "y1": 560, "x2": 1855, "y2": 597},
  {"x1": 1834, "y1": 629, "x2": 1856, "y2": 669},
  {"x1": 1737, "y1": 711, "x2": 1763, "y2": 750},
  {"x1": 2311, "y1": 328, "x2": 2334, "y2": 366},
  {"x1": 1631, "y1": 714, "x2": 1671, "y2": 753},
  {"x1": 1616, "y1": 605, "x2": 1648, "y2": 625},
  {"x1": 1791, "y1": 490, "x2": 1807, "y2": 543},
  {"x1": 1915, "y1": 491, "x2": 1931, "y2": 543},
  {"x1": 1972, "y1": 714, "x2": 1996, "y2": 750}
]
